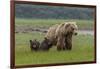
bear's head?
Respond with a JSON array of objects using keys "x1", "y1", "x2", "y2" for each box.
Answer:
[
  {"x1": 40, "y1": 37, "x2": 53, "y2": 50},
  {"x1": 29, "y1": 39, "x2": 40, "y2": 51},
  {"x1": 64, "y1": 22, "x2": 78, "y2": 35}
]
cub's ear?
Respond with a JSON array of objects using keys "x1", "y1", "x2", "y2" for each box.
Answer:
[{"x1": 30, "y1": 40, "x2": 32, "y2": 42}]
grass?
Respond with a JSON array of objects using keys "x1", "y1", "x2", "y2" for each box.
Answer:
[
  {"x1": 15, "y1": 32, "x2": 94, "y2": 65},
  {"x1": 15, "y1": 18, "x2": 94, "y2": 30},
  {"x1": 15, "y1": 18, "x2": 95, "y2": 66}
]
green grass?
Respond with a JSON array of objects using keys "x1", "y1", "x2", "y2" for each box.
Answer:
[
  {"x1": 15, "y1": 18, "x2": 94, "y2": 30},
  {"x1": 15, "y1": 18, "x2": 94, "y2": 66},
  {"x1": 15, "y1": 32, "x2": 94, "y2": 65}
]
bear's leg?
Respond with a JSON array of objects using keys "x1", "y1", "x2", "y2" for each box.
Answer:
[
  {"x1": 57, "y1": 42, "x2": 62, "y2": 51},
  {"x1": 57, "y1": 37, "x2": 65, "y2": 51},
  {"x1": 67, "y1": 41, "x2": 72, "y2": 50},
  {"x1": 65, "y1": 34, "x2": 72, "y2": 50}
]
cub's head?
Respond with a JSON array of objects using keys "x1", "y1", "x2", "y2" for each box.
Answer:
[{"x1": 29, "y1": 39, "x2": 40, "y2": 51}]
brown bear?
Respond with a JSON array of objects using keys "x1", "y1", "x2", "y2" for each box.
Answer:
[
  {"x1": 45, "y1": 24, "x2": 59, "y2": 46},
  {"x1": 39, "y1": 37, "x2": 53, "y2": 51},
  {"x1": 29, "y1": 38, "x2": 53, "y2": 51},
  {"x1": 29, "y1": 39, "x2": 40, "y2": 51},
  {"x1": 45, "y1": 22, "x2": 78, "y2": 51}
]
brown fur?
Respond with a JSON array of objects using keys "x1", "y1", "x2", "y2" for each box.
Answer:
[
  {"x1": 64, "y1": 32, "x2": 73, "y2": 50},
  {"x1": 39, "y1": 38, "x2": 53, "y2": 51},
  {"x1": 45, "y1": 24, "x2": 58, "y2": 45},
  {"x1": 29, "y1": 39, "x2": 40, "y2": 51},
  {"x1": 45, "y1": 22, "x2": 78, "y2": 51}
]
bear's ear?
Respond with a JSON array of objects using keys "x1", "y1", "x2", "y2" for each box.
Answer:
[
  {"x1": 60, "y1": 23, "x2": 65, "y2": 27},
  {"x1": 71, "y1": 23, "x2": 78, "y2": 30}
]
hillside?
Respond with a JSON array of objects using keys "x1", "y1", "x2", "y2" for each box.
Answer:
[{"x1": 15, "y1": 4, "x2": 94, "y2": 19}]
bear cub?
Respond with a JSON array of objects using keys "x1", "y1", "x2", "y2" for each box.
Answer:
[
  {"x1": 29, "y1": 39, "x2": 40, "y2": 51},
  {"x1": 29, "y1": 38, "x2": 53, "y2": 51}
]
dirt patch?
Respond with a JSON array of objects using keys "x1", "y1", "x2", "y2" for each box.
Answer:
[
  {"x1": 15, "y1": 26, "x2": 48, "y2": 33},
  {"x1": 15, "y1": 26, "x2": 94, "y2": 35},
  {"x1": 78, "y1": 30, "x2": 94, "y2": 35}
]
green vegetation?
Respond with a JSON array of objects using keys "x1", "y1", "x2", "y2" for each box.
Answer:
[
  {"x1": 15, "y1": 4, "x2": 94, "y2": 19},
  {"x1": 15, "y1": 19, "x2": 94, "y2": 66},
  {"x1": 15, "y1": 19, "x2": 94, "y2": 30},
  {"x1": 15, "y1": 32, "x2": 94, "y2": 65}
]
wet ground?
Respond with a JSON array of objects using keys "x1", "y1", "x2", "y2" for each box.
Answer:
[
  {"x1": 15, "y1": 27, "x2": 94, "y2": 35},
  {"x1": 78, "y1": 30, "x2": 94, "y2": 35}
]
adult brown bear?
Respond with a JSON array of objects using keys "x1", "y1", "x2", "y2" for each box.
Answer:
[{"x1": 45, "y1": 22, "x2": 78, "y2": 51}]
